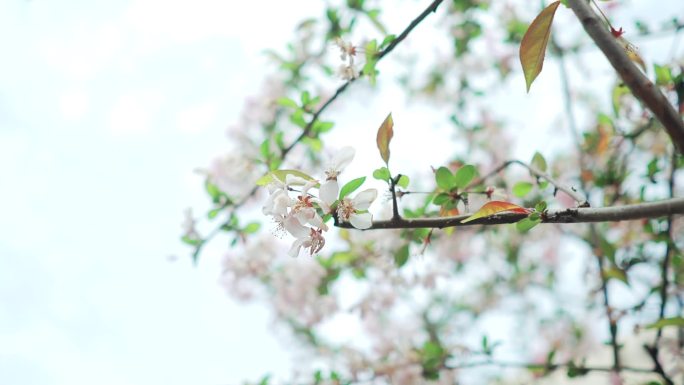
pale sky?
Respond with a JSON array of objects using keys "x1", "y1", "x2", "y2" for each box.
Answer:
[
  {"x1": 1, "y1": 1, "x2": 681, "y2": 385},
  {"x1": 0, "y1": 1, "x2": 326, "y2": 384}
]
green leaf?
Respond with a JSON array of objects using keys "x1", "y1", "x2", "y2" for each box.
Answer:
[
  {"x1": 373, "y1": 167, "x2": 391, "y2": 182},
  {"x1": 207, "y1": 208, "x2": 221, "y2": 219},
  {"x1": 516, "y1": 217, "x2": 540, "y2": 232},
  {"x1": 603, "y1": 267, "x2": 629, "y2": 285},
  {"x1": 512, "y1": 181, "x2": 533, "y2": 197},
  {"x1": 260, "y1": 139, "x2": 271, "y2": 160},
  {"x1": 182, "y1": 235, "x2": 202, "y2": 246},
  {"x1": 453, "y1": 165, "x2": 476, "y2": 189},
  {"x1": 289, "y1": 109, "x2": 307, "y2": 128},
  {"x1": 256, "y1": 170, "x2": 317, "y2": 186},
  {"x1": 531, "y1": 152, "x2": 547, "y2": 172},
  {"x1": 300, "y1": 90, "x2": 311, "y2": 106},
  {"x1": 205, "y1": 180, "x2": 223, "y2": 203},
  {"x1": 435, "y1": 167, "x2": 454, "y2": 190},
  {"x1": 397, "y1": 175, "x2": 410, "y2": 189},
  {"x1": 302, "y1": 137, "x2": 322, "y2": 152},
  {"x1": 646, "y1": 317, "x2": 684, "y2": 329},
  {"x1": 612, "y1": 83, "x2": 631, "y2": 116},
  {"x1": 339, "y1": 177, "x2": 366, "y2": 199},
  {"x1": 566, "y1": 361, "x2": 589, "y2": 378},
  {"x1": 535, "y1": 201, "x2": 547, "y2": 212},
  {"x1": 243, "y1": 222, "x2": 261, "y2": 234},
  {"x1": 364, "y1": 39, "x2": 379, "y2": 86},
  {"x1": 519, "y1": 1, "x2": 561, "y2": 92},
  {"x1": 653, "y1": 64, "x2": 672, "y2": 86},
  {"x1": 313, "y1": 121, "x2": 334, "y2": 133},
  {"x1": 376, "y1": 113, "x2": 394, "y2": 165},
  {"x1": 432, "y1": 193, "x2": 451, "y2": 205},
  {"x1": 394, "y1": 244, "x2": 410, "y2": 267},
  {"x1": 277, "y1": 97, "x2": 298, "y2": 109},
  {"x1": 380, "y1": 34, "x2": 396, "y2": 49}
]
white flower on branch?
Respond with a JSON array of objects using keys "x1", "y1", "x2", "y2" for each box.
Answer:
[
  {"x1": 320, "y1": 146, "x2": 355, "y2": 208},
  {"x1": 334, "y1": 38, "x2": 360, "y2": 80},
  {"x1": 335, "y1": 37, "x2": 358, "y2": 62},
  {"x1": 262, "y1": 174, "x2": 311, "y2": 217},
  {"x1": 338, "y1": 64, "x2": 360, "y2": 80},
  {"x1": 181, "y1": 208, "x2": 199, "y2": 239},
  {"x1": 291, "y1": 179, "x2": 328, "y2": 231},
  {"x1": 284, "y1": 216, "x2": 326, "y2": 257},
  {"x1": 336, "y1": 189, "x2": 378, "y2": 230}
]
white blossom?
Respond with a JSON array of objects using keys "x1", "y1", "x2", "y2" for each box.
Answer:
[
  {"x1": 181, "y1": 208, "x2": 199, "y2": 239},
  {"x1": 284, "y1": 216, "x2": 326, "y2": 257},
  {"x1": 320, "y1": 146, "x2": 356, "y2": 210},
  {"x1": 336, "y1": 189, "x2": 377, "y2": 230}
]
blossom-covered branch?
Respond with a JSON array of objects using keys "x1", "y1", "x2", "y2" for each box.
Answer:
[{"x1": 281, "y1": 0, "x2": 445, "y2": 159}]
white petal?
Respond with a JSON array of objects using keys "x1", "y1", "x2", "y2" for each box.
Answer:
[
  {"x1": 294, "y1": 207, "x2": 315, "y2": 225},
  {"x1": 262, "y1": 194, "x2": 277, "y2": 215},
  {"x1": 288, "y1": 238, "x2": 305, "y2": 257},
  {"x1": 351, "y1": 189, "x2": 377, "y2": 211},
  {"x1": 272, "y1": 193, "x2": 291, "y2": 216},
  {"x1": 332, "y1": 146, "x2": 355, "y2": 171},
  {"x1": 302, "y1": 179, "x2": 318, "y2": 194},
  {"x1": 284, "y1": 216, "x2": 309, "y2": 238},
  {"x1": 309, "y1": 213, "x2": 328, "y2": 231},
  {"x1": 316, "y1": 198, "x2": 332, "y2": 215},
  {"x1": 319, "y1": 180, "x2": 339, "y2": 207},
  {"x1": 350, "y1": 212, "x2": 373, "y2": 229}
]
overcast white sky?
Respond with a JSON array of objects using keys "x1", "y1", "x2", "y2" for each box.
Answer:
[
  {"x1": 0, "y1": 1, "x2": 330, "y2": 384},
  {"x1": 1, "y1": 1, "x2": 682, "y2": 385}
]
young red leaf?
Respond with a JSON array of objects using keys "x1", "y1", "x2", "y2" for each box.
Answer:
[
  {"x1": 519, "y1": 1, "x2": 561, "y2": 92},
  {"x1": 376, "y1": 113, "x2": 394, "y2": 165},
  {"x1": 461, "y1": 201, "x2": 531, "y2": 223}
]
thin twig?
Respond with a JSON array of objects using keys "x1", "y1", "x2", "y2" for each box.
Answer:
[
  {"x1": 653, "y1": 149, "x2": 678, "y2": 348},
  {"x1": 469, "y1": 160, "x2": 589, "y2": 206},
  {"x1": 644, "y1": 344, "x2": 675, "y2": 385},
  {"x1": 590, "y1": 225, "x2": 622, "y2": 372}
]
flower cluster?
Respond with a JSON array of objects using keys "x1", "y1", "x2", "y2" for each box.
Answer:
[
  {"x1": 262, "y1": 147, "x2": 377, "y2": 257},
  {"x1": 334, "y1": 37, "x2": 360, "y2": 80}
]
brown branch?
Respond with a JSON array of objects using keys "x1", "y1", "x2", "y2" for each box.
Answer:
[
  {"x1": 336, "y1": 197, "x2": 684, "y2": 229},
  {"x1": 566, "y1": 0, "x2": 684, "y2": 153}
]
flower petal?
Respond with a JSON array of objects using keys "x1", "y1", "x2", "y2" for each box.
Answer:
[
  {"x1": 351, "y1": 189, "x2": 377, "y2": 211},
  {"x1": 332, "y1": 146, "x2": 355, "y2": 171},
  {"x1": 288, "y1": 238, "x2": 305, "y2": 257},
  {"x1": 350, "y1": 212, "x2": 373, "y2": 230},
  {"x1": 319, "y1": 180, "x2": 339, "y2": 207},
  {"x1": 284, "y1": 216, "x2": 309, "y2": 239}
]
